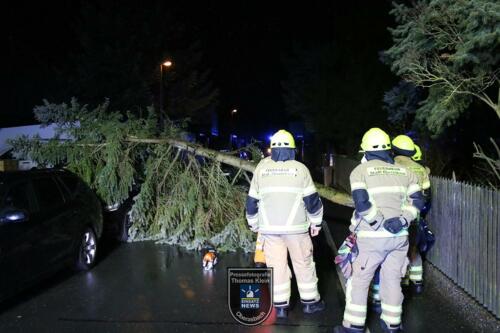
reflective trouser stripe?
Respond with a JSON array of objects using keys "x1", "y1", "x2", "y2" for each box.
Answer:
[
  {"x1": 346, "y1": 303, "x2": 367, "y2": 312},
  {"x1": 369, "y1": 283, "x2": 380, "y2": 300},
  {"x1": 381, "y1": 303, "x2": 402, "y2": 313},
  {"x1": 273, "y1": 281, "x2": 291, "y2": 303},
  {"x1": 298, "y1": 277, "x2": 320, "y2": 301},
  {"x1": 344, "y1": 313, "x2": 366, "y2": 325},
  {"x1": 299, "y1": 290, "x2": 320, "y2": 300},
  {"x1": 343, "y1": 279, "x2": 367, "y2": 326},
  {"x1": 381, "y1": 303, "x2": 402, "y2": 325},
  {"x1": 409, "y1": 266, "x2": 423, "y2": 281},
  {"x1": 381, "y1": 313, "x2": 402, "y2": 325}
]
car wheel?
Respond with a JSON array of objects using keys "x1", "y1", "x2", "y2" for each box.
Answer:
[
  {"x1": 117, "y1": 213, "x2": 131, "y2": 242},
  {"x1": 75, "y1": 227, "x2": 98, "y2": 271}
]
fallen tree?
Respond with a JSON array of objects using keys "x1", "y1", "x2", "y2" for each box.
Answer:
[{"x1": 10, "y1": 100, "x2": 352, "y2": 252}]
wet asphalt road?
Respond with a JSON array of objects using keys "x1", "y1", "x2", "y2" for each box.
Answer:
[
  {"x1": 0, "y1": 203, "x2": 493, "y2": 333},
  {"x1": 0, "y1": 237, "x2": 342, "y2": 333}
]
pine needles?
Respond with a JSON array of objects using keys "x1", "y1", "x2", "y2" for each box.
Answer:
[{"x1": 9, "y1": 100, "x2": 255, "y2": 252}]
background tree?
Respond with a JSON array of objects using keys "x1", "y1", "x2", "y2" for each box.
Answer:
[
  {"x1": 384, "y1": 0, "x2": 499, "y2": 134},
  {"x1": 281, "y1": 3, "x2": 395, "y2": 156},
  {"x1": 282, "y1": 42, "x2": 392, "y2": 155},
  {"x1": 383, "y1": 80, "x2": 423, "y2": 133}
]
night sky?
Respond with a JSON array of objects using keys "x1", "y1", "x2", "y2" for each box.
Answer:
[{"x1": 3, "y1": 1, "x2": 394, "y2": 138}]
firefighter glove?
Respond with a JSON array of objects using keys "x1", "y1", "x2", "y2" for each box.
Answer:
[{"x1": 383, "y1": 216, "x2": 408, "y2": 234}]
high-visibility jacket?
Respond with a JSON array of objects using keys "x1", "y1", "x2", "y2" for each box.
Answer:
[
  {"x1": 350, "y1": 159, "x2": 423, "y2": 238},
  {"x1": 394, "y1": 156, "x2": 431, "y2": 191},
  {"x1": 245, "y1": 157, "x2": 323, "y2": 235}
]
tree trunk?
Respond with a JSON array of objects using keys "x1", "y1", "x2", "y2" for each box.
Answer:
[{"x1": 127, "y1": 136, "x2": 354, "y2": 207}]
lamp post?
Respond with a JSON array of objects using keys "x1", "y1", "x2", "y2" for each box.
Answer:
[
  {"x1": 159, "y1": 60, "x2": 172, "y2": 124},
  {"x1": 229, "y1": 109, "x2": 237, "y2": 149}
]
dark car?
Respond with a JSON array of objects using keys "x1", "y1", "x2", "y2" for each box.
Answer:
[
  {"x1": 102, "y1": 190, "x2": 136, "y2": 242},
  {"x1": 0, "y1": 169, "x2": 103, "y2": 302}
]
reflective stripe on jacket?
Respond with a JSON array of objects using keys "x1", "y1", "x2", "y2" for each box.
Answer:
[
  {"x1": 245, "y1": 157, "x2": 323, "y2": 234},
  {"x1": 394, "y1": 156, "x2": 431, "y2": 190},
  {"x1": 350, "y1": 159, "x2": 422, "y2": 238}
]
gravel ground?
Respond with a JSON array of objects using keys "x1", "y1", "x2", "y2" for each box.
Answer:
[{"x1": 424, "y1": 262, "x2": 500, "y2": 333}]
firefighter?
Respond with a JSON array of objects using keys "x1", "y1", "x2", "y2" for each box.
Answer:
[
  {"x1": 334, "y1": 128, "x2": 423, "y2": 333},
  {"x1": 245, "y1": 129, "x2": 325, "y2": 319},
  {"x1": 392, "y1": 136, "x2": 430, "y2": 294},
  {"x1": 413, "y1": 144, "x2": 432, "y2": 187},
  {"x1": 412, "y1": 144, "x2": 431, "y2": 215}
]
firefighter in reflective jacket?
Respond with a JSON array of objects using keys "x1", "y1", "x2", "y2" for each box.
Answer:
[
  {"x1": 245, "y1": 129, "x2": 325, "y2": 319},
  {"x1": 334, "y1": 128, "x2": 423, "y2": 333},
  {"x1": 392, "y1": 136, "x2": 429, "y2": 294}
]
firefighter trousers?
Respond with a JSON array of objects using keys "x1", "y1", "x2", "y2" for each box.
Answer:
[
  {"x1": 262, "y1": 233, "x2": 320, "y2": 308},
  {"x1": 408, "y1": 224, "x2": 423, "y2": 282},
  {"x1": 343, "y1": 236, "x2": 409, "y2": 329}
]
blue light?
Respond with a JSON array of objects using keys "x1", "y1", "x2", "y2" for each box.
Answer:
[{"x1": 232, "y1": 134, "x2": 238, "y2": 138}]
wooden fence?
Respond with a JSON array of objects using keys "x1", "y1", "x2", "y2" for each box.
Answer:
[{"x1": 426, "y1": 177, "x2": 500, "y2": 318}]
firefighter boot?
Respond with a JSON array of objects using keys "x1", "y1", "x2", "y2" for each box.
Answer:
[
  {"x1": 303, "y1": 299, "x2": 325, "y2": 314},
  {"x1": 371, "y1": 299, "x2": 382, "y2": 314},
  {"x1": 333, "y1": 326, "x2": 365, "y2": 333},
  {"x1": 275, "y1": 306, "x2": 288, "y2": 319},
  {"x1": 412, "y1": 281, "x2": 424, "y2": 294},
  {"x1": 380, "y1": 320, "x2": 403, "y2": 333}
]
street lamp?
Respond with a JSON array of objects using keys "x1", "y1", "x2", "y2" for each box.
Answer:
[
  {"x1": 159, "y1": 59, "x2": 173, "y2": 124},
  {"x1": 229, "y1": 109, "x2": 238, "y2": 148}
]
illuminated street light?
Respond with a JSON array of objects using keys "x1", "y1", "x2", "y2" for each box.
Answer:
[
  {"x1": 160, "y1": 59, "x2": 173, "y2": 124},
  {"x1": 229, "y1": 108, "x2": 238, "y2": 148}
]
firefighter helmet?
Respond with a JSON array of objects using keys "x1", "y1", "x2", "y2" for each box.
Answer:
[
  {"x1": 270, "y1": 130, "x2": 296, "y2": 149},
  {"x1": 392, "y1": 135, "x2": 415, "y2": 152},
  {"x1": 360, "y1": 128, "x2": 391, "y2": 152},
  {"x1": 413, "y1": 145, "x2": 423, "y2": 161}
]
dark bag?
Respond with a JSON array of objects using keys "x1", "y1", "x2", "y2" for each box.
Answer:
[
  {"x1": 335, "y1": 233, "x2": 359, "y2": 279},
  {"x1": 417, "y1": 218, "x2": 435, "y2": 254}
]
